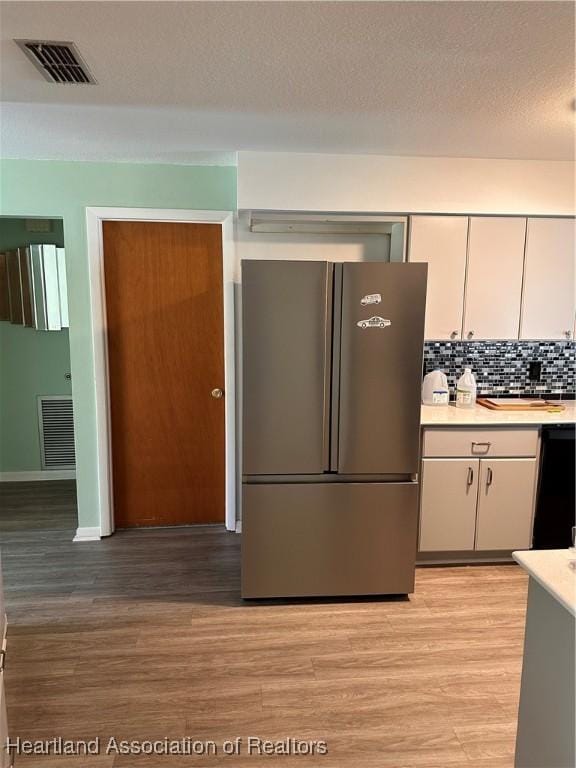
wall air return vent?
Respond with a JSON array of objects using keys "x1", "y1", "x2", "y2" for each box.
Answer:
[
  {"x1": 15, "y1": 40, "x2": 96, "y2": 84},
  {"x1": 38, "y1": 396, "x2": 76, "y2": 470}
]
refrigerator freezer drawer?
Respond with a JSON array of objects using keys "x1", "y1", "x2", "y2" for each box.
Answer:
[{"x1": 241, "y1": 482, "x2": 418, "y2": 598}]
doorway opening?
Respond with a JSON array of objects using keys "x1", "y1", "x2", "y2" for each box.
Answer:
[{"x1": 0, "y1": 216, "x2": 77, "y2": 541}]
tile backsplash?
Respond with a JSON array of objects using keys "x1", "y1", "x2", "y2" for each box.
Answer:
[{"x1": 423, "y1": 341, "x2": 575, "y2": 398}]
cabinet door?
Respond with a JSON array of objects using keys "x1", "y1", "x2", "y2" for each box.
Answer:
[
  {"x1": 475, "y1": 458, "x2": 537, "y2": 550},
  {"x1": 408, "y1": 216, "x2": 468, "y2": 340},
  {"x1": 419, "y1": 458, "x2": 479, "y2": 552},
  {"x1": 463, "y1": 217, "x2": 526, "y2": 340},
  {"x1": 520, "y1": 218, "x2": 575, "y2": 340}
]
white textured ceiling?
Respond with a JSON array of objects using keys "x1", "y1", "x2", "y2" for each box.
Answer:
[{"x1": 0, "y1": 1, "x2": 574, "y2": 163}]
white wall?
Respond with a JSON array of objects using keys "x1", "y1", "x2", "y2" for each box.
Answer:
[{"x1": 238, "y1": 152, "x2": 575, "y2": 215}]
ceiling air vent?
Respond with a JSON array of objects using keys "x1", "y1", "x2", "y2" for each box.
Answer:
[{"x1": 15, "y1": 40, "x2": 96, "y2": 84}]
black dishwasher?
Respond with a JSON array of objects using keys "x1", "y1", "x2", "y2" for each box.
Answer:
[{"x1": 532, "y1": 424, "x2": 575, "y2": 549}]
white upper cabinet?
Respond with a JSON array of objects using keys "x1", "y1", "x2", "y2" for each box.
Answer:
[
  {"x1": 520, "y1": 218, "x2": 575, "y2": 341},
  {"x1": 463, "y1": 217, "x2": 527, "y2": 340},
  {"x1": 409, "y1": 216, "x2": 468, "y2": 340}
]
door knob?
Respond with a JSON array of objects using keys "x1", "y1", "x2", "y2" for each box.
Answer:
[
  {"x1": 211, "y1": 388, "x2": 224, "y2": 399},
  {"x1": 564, "y1": 330, "x2": 572, "y2": 340},
  {"x1": 467, "y1": 330, "x2": 475, "y2": 340},
  {"x1": 450, "y1": 330, "x2": 458, "y2": 339}
]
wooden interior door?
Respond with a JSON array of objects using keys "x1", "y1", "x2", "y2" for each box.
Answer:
[{"x1": 102, "y1": 221, "x2": 225, "y2": 527}]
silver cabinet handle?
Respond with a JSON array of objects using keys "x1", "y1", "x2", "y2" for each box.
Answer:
[
  {"x1": 467, "y1": 330, "x2": 475, "y2": 340},
  {"x1": 565, "y1": 330, "x2": 572, "y2": 340},
  {"x1": 486, "y1": 467, "x2": 493, "y2": 488},
  {"x1": 467, "y1": 467, "x2": 474, "y2": 486},
  {"x1": 450, "y1": 330, "x2": 458, "y2": 339},
  {"x1": 472, "y1": 441, "x2": 491, "y2": 453},
  {"x1": 211, "y1": 388, "x2": 224, "y2": 399}
]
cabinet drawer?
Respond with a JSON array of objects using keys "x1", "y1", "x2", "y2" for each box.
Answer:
[{"x1": 423, "y1": 428, "x2": 539, "y2": 458}]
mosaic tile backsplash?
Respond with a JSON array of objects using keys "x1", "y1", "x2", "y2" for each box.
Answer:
[{"x1": 423, "y1": 341, "x2": 575, "y2": 398}]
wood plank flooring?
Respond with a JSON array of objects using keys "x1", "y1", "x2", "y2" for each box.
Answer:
[{"x1": 0, "y1": 482, "x2": 527, "y2": 767}]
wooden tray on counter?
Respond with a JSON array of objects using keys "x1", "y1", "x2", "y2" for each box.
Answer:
[{"x1": 477, "y1": 398, "x2": 565, "y2": 412}]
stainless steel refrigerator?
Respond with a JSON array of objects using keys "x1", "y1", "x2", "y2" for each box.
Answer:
[{"x1": 241, "y1": 260, "x2": 427, "y2": 598}]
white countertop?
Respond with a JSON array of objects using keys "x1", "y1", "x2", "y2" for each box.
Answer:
[
  {"x1": 421, "y1": 401, "x2": 576, "y2": 426},
  {"x1": 513, "y1": 549, "x2": 576, "y2": 617}
]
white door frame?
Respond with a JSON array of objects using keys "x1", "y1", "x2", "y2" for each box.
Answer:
[{"x1": 85, "y1": 207, "x2": 236, "y2": 536}]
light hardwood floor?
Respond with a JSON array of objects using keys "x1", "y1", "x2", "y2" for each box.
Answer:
[{"x1": 0, "y1": 482, "x2": 527, "y2": 767}]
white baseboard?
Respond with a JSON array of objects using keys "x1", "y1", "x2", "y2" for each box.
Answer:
[
  {"x1": 73, "y1": 526, "x2": 101, "y2": 542},
  {"x1": 0, "y1": 470, "x2": 76, "y2": 482}
]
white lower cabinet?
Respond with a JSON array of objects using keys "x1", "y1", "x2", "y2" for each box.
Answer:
[
  {"x1": 475, "y1": 458, "x2": 538, "y2": 550},
  {"x1": 419, "y1": 459, "x2": 479, "y2": 551},
  {"x1": 419, "y1": 428, "x2": 539, "y2": 555}
]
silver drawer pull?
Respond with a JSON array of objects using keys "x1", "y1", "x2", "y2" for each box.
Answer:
[
  {"x1": 472, "y1": 441, "x2": 492, "y2": 453},
  {"x1": 467, "y1": 467, "x2": 474, "y2": 486},
  {"x1": 486, "y1": 467, "x2": 493, "y2": 488}
]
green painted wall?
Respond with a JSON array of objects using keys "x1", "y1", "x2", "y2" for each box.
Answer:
[
  {"x1": 0, "y1": 217, "x2": 72, "y2": 472},
  {"x1": 0, "y1": 159, "x2": 237, "y2": 528}
]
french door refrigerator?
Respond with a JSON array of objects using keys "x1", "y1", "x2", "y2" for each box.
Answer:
[{"x1": 241, "y1": 260, "x2": 427, "y2": 598}]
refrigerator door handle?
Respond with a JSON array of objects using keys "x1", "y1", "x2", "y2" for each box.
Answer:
[
  {"x1": 322, "y1": 263, "x2": 334, "y2": 472},
  {"x1": 329, "y1": 264, "x2": 343, "y2": 472}
]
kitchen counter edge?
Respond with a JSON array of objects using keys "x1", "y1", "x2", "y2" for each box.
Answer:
[
  {"x1": 513, "y1": 549, "x2": 576, "y2": 617},
  {"x1": 421, "y1": 402, "x2": 576, "y2": 426}
]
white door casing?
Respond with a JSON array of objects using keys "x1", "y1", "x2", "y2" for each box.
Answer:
[{"x1": 85, "y1": 208, "x2": 236, "y2": 539}]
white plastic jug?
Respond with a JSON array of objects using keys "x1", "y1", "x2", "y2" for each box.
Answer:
[
  {"x1": 422, "y1": 370, "x2": 449, "y2": 405},
  {"x1": 456, "y1": 368, "x2": 477, "y2": 408}
]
